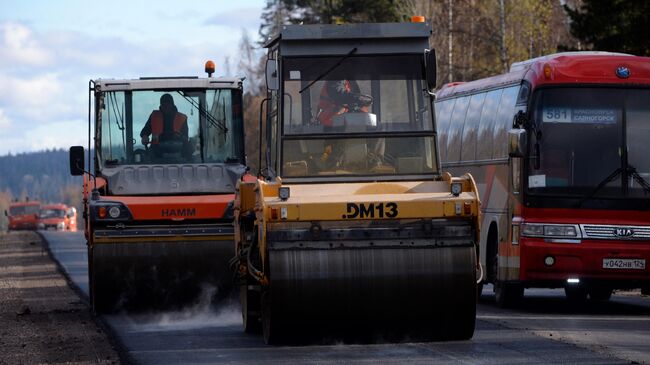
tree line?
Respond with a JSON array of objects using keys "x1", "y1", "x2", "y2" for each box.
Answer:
[{"x1": 0, "y1": 149, "x2": 83, "y2": 231}]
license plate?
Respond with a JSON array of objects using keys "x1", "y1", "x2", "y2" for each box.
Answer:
[{"x1": 602, "y1": 258, "x2": 645, "y2": 270}]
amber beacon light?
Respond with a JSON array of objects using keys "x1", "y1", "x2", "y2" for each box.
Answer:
[
  {"x1": 543, "y1": 63, "x2": 553, "y2": 79},
  {"x1": 411, "y1": 15, "x2": 426, "y2": 23},
  {"x1": 205, "y1": 60, "x2": 216, "y2": 77}
]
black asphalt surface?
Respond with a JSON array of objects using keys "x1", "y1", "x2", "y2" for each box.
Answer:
[{"x1": 42, "y1": 231, "x2": 650, "y2": 364}]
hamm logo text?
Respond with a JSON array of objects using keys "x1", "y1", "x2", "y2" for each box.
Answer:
[{"x1": 161, "y1": 208, "x2": 196, "y2": 217}]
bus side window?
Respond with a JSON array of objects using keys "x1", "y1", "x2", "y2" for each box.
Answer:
[
  {"x1": 435, "y1": 99, "x2": 455, "y2": 163},
  {"x1": 476, "y1": 89, "x2": 504, "y2": 160},
  {"x1": 493, "y1": 86, "x2": 520, "y2": 159},
  {"x1": 461, "y1": 92, "x2": 486, "y2": 162},
  {"x1": 446, "y1": 96, "x2": 470, "y2": 163}
]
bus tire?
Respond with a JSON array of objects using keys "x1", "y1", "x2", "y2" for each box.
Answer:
[
  {"x1": 641, "y1": 285, "x2": 650, "y2": 296},
  {"x1": 588, "y1": 287, "x2": 612, "y2": 301},
  {"x1": 565, "y1": 285, "x2": 587, "y2": 303},
  {"x1": 495, "y1": 281, "x2": 523, "y2": 308},
  {"x1": 486, "y1": 225, "x2": 498, "y2": 283}
]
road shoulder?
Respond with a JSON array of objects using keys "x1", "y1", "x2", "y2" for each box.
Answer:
[{"x1": 0, "y1": 231, "x2": 120, "y2": 364}]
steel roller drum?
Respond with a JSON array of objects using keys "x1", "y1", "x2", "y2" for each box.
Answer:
[
  {"x1": 263, "y1": 242, "x2": 477, "y2": 342},
  {"x1": 91, "y1": 238, "x2": 234, "y2": 312}
]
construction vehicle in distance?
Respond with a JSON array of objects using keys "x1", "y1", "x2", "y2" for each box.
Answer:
[
  {"x1": 5, "y1": 199, "x2": 41, "y2": 231},
  {"x1": 69, "y1": 62, "x2": 247, "y2": 312},
  {"x1": 38, "y1": 203, "x2": 77, "y2": 231},
  {"x1": 234, "y1": 19, "x2": 481, "y2": 344}
]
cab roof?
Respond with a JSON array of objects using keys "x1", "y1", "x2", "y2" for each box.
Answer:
[
  {"x1": 94, "y1": 77, "x2": 243, "y2": 92},
  {"x1": 265, "y1": 22, "x2": 432, "y2": 57}
]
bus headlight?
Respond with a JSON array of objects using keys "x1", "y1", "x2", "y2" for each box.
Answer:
[
  {"x1": 521, "y1": 223, "x2": 581, "y2": 240},
  {"x1": 544, "y1": 225, "x2": 577, "y2": 237},
  {"x1": 521, "y1": 224, "x2": 543, "y2": 236}
]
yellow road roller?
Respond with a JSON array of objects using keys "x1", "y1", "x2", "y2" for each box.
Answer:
[{"x1": 234, "y1": 20, "x2": 481, "y2": 343}]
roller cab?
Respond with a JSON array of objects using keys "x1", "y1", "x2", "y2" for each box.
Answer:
[
  {"x1": 235, "y1": 21, "x2": 481, "y2": 343},
  {"x1": 71, "y1": 74, "x2": 246, "y2": 313}
]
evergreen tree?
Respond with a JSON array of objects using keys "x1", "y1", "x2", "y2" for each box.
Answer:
[
  {"x1": 259, "y1": 0, "x2": 292, "y2": 44},
  {"x1": 259, "y1": 0, "x2": 405, "y2": 36},
  {"x1": 565, "y1": 0, "x2": 650, "y2": 56},
  {"x1": 337, "y1": 0, "x2": 403, "y2": 23}
]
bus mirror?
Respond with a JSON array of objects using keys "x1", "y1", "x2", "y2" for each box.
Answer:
[
  {"x1": 425, "y1": 49, "x2": 437, "y2": 91},
  {"x1": 266, "y1": 59, "x2": 278, "y2": 91},
  {"x1": 3, "y1": 210, "x2": 7, "y2": 217},
  {"x1": 69, "y1": 146, "x2": 85, "y2": 176},
  {"x1": 513, "y1": 110, "x2": 527, "y2": 127},
  {"x1": 508, "y1": 129, "x2": 527, "y2": 158}
]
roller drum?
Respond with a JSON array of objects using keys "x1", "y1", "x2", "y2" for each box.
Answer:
[
  {"x1": 91, "y1": 239, "x2": 234, "y2": 313},
  {"x1": 264, "y1": 243, "x2": 476, "y2": 342}
]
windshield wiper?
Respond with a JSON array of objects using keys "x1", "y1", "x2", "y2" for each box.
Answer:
[
  {"x1": 299, "y1": 47, "x2": 357, "y2": 94},
  {"x1": 628, "y1": 164, "x2": 650, "y2": 194},
  {"x1": 577, "y1": 164, "x2": 650, "y2": 206},
  {"x1": 176, "y1": 91, "x2": 228, "y2": 133}
]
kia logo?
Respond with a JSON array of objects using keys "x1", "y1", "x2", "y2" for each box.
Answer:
[{"x1": 614, "y1": 228, "x2": 634, "y2": 237}]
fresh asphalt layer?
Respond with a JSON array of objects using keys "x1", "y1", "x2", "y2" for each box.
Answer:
[{"x1": 42, "y1": 231, "x2": 650, "y2": 365}]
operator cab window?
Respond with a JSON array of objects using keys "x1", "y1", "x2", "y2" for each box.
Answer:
[{"x1": 280, "y1": 55, "x2": 436, "y2": 178}]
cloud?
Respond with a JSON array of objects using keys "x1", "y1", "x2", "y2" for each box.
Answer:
[
  {"x1": 0, "y1": 8, "x2": 262, "y2": 156},
  {"x1": 0, "y1": 73, "x2": 62, "y2": 107},
  {"x1": 0, "y1": 22, "x2": 52, "y2": 67},
  {"x1": 0, "y1": 119, "x2": 88, "y2": 154}
]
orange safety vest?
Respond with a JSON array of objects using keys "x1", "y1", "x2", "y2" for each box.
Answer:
[{"x1": 150, "y1": 110, "x2": 187, "y2": 144}]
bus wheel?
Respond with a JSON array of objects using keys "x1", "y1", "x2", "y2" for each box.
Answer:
[
  {"x1": 588, "y1": 287, "x2": 612, "y2": 301},
  {"x1": 494, "y1": 282, "x2": 523, "y2": 308},
  {"x1": 641, "y1": 286, "x2": 650, "y2": 296},
  {"x1": 565, "y1": 285, "x2": 587, "y2": 303}
]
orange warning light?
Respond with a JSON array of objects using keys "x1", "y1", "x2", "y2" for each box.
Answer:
[
  {"x1": 205, "y1": 60, "x2": 216, "y2": 77},
  {"x1": 543, "y1": 63, "x2": 553, "y2": 79}
]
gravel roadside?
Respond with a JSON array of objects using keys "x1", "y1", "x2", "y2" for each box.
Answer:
[{"x1": 0, "y1": 231, "x2": 120, "y2": 364}]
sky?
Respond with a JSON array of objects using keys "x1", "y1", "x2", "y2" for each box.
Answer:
[{"x1": 0, "y1": 0, "x2": 264, "y2": 155}]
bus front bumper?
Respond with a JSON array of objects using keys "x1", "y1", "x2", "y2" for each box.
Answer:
[{"x1": 519, "y1": 237, "x2": 650, "y2": 288}]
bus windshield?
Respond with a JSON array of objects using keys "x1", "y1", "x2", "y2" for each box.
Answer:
[
  {"x1": 280, "y1": 55, "x2": 437, "y2": 177},
  {"x1": 98, "y1": 89, "x2": 243, "y2": 166},
  {"x1": 528, "y1": 87, "x2": 650, "y2": 199}
]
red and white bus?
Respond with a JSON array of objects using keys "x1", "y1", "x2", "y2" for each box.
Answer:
[{"x1": 436, "y1": 52, "x2": 650, "y2": 306}]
